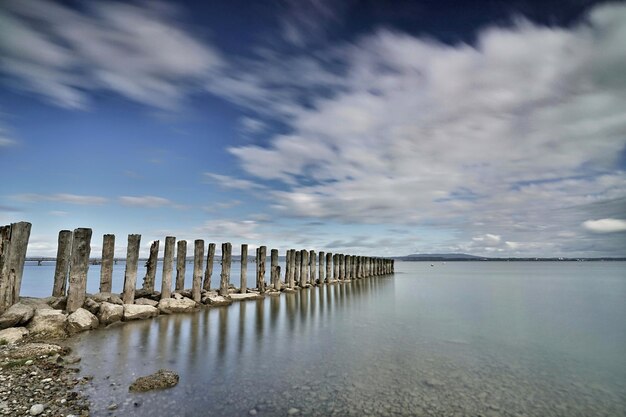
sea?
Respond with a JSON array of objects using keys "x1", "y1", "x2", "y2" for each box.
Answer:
[{"x1": 19, "y1": 261, "x2": 626, "y2": 416}]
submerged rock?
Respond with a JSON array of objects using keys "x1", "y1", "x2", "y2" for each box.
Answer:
[
  {"x1": 0, "y1": 303, "x2": 35, "y2": 329},
  {"x1": 129, "y1": 369, "x2": 179, "y2": 392}
]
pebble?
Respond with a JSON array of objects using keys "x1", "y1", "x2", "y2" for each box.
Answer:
[
  {"x1": 288, "y1": 407, "x2": 300, "y2": 415},
  {"x1": 29, "y1": 404, "x2": 44, "y2": 415},
  {"x1": 249, "y1": 409, "x2": 257, "y2": 415},
  {"x1": 24, "y1": 360, "x2": 33, "y2": 366},
  {"x1": 107, "y1": 403, "x2": 118, "y2": 410}
]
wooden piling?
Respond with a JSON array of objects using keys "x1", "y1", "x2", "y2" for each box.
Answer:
[
  {"x1": 0, "y1": 222, "x2": 32, "y2": 308},
  {"x1": 142, "y1": 240, "x2": 159, "y2": 292},
  {"x1": 257, "y1": 246, "x2": 266, "y2": 294},
  {"x1": 122, "y1": 234, "x2": 141, "y2": 304},
  {"x1": 301, "y1": 249, "x2": 309, "y2": 286},
  {"x1": 271, "y1": 249, "x2": 279, "y2": 290},
  {"x1": 333, "y1": 254, "x2": 338, "y2": 281},
  {"x1": 318, "y1": 251, "x2": 325, "y2": 284},
  {"x1": 240, "y1": 244, "x2": 248, "y2": 294},
  {"x1": 288, "y1": 249, "x2": 296, "y2": 289},
  {"x1": 0, "y1": 226, "x2": 11, "y2": 313},
  {"x1": 175, "y1": 240, "x2": 187, "y2": 291},
  {"x1": 203, "y1": 243, "x2": 215, "y2": 291},
  {"x1": 219, "y1": 242, "x2": 232, "y2": 296},
  {"x1": 66, "y1": 228, "x2": 92, "y2": 313},
  {"x1": 99, "y1": 234, "x2": 115, "y2": 293},
  {"x1": 192, "y1": 240, "x2": 204, "y2": 302},
  {"x1": 294, "y1": 250, "x2": 301, "y2": 286},
  {"x1": 52, "y1": 230, "x2": 72, "y2": 297},
  {"x1": 339, "y1": 254, "x2": 344, "y2": 281},
  {"x1": 310, "y1": 250, "x2": 316, "y2": 286},
  {"x1": 325, "y1": 252, "x2": 332, "y2": 283},
  {"x1": 161, "y1": 236, "x2": 176, "y2": 299}
]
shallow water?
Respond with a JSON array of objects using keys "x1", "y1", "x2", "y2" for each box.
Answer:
[{"x1": 64, "y1": 262, "x2": 626, "y2": 417}]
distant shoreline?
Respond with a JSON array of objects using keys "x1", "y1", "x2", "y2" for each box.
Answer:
[{"x1": 396, "y1": 258, "x2": 626, "y2": 262}]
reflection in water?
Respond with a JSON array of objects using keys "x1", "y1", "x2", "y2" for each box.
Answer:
[{"x1": 71, "y1": 263, "x2": 626, "y2": 417}]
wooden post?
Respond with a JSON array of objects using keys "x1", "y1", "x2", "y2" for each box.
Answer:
[
  {"x1": 142, "y1": 240, "x2": 159, "y2": 292},
  {"x1": 284, "y1": 249, "x2": 291, "y2": 287},
  {"x1": 219, "y1": 242, "x2": 232, "y2": 296},
  {"x1": 66, "y1": 228, "x2": 92, "y2": 313},
  {"x1": 338, "y1": 254, "x2": 344, "y2": 281},
  {"x1": 257, "y1": 246, "x2": 266, "y2": 294},
  {"x1": 326, "y1": 253, "x2": 332, "y2": 282},
  {"x1": 0, "y1": 226, "x2": 11, "y2": 313},
  {"x1": 161, "y1": 236, "x2": 176, "y2": 299},
  {"x1": 203, "y1": 243, "x2": 215, "y2": 291},
  {"x1": 240, "y1": 244, "x2": 248, "y2": 293},
  {"x1": 0, "y1": 222, "x2": 32, "y2": 308},
  {"x1": 318, "y1": 251, "x2": 325, "y2": 284},
  {"x1": 332, "y1": 254, "x2": 338, "y2": 281},
  {"x1": 192, "y1": 240, "x2": 204, "y2": 302},
  {"x1": 294, "y1": 250, "x2": 301, "y2": 286},
  {"x1": 301, "y1": 249, "x2": 309, "y2": 286},
  {"x1": 99, "y1": 234, "x2": 114, "y2": 293},
  {"x1": 288, "y1": 249, "x2": 296, "y2": 289},
  {"x1": 175, "y1": 240, "x2": 187, "y2": 291},
  {"x1": 271, "y1": 249, "x2": 279, "y2": 290},
  {"x1": 52, "y1": 230, "x2": 72, "y2": 297},
  {"x1": 122, "y1": 234, "x2": 141, "y2": 304},
  {"x1": 309, "y1": 250, "x2": 316, "y2": 286}
]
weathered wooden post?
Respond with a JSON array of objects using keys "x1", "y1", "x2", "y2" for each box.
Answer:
[
  {"x1": 219, "y1": 242, "x2": 232, "y2": 296},
  {"x1": 0, "y1": 222, "x2": 32, "y2": 310},
  {"x1": 240, "y1": 244, "x2": 248, "y2": 293},
  {"x1": 318, "y1": 251, "x2": 325, "y2": 284},
  {"x1": 142, "y1": 240, "x2": 159, "y2": 292},
  {"x1": 347, "y1": 255, "x2": 352, "y2": 280},
  {"x1": 192, "y1": 240, "x2": 204, "y2": 302},
  {"x1": 52, "y1": 230, "x2": 72, "y2": 297},
  {"x1": 257, "y1": 246, "x2": 267, "y2": 293},
  {"x1": 301, "y1": 249, "x2": 309, "y2": 286},
  {"x1": 175, "y1": 240, "x2": 187, "y2": 291},
  {"x1": 161, "y1": 236, "x2": 176, "y2": 299},
  {"x1": 309, "y1": 250, "x2": 316, "y2": 286},
  {"x1": 66, "y1": 228, "x2": 92, "y2": 313},
  {"x1": 338, "y1": 254, "x2": 344, "y2": 281},
  {"x1": 203, "y1": 243, "x2": 215, "y2": 291},
  {"x1": 288, "y1": 249, "x2": 296, "y2": 289},
  {"x1": 271, "y1": 249, "x2": 279, "y2": 290},
  {"x1": 392, "y1": 259, "x2": 395, "y2": 273},
  {"x1": 122, "y1": 234, "x2": 141, "y2": 304},
  {"x1": 0, "y1": 226, "x2": 10, "y2": 313},
  {"x1": 325, "y1": 252, "x2": 332, "y2": 283},
  {"x1": 333, "y1": 254, "x2": 338, "y2": 281},
  {"x1": 294, "y1": 250, "x2": 301, "y2": 287},
  {"x1": 99, "y1": 234, "x2": 114, "y2": 293}
]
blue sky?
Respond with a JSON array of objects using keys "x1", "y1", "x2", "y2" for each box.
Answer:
[{"x1": 1, "y1": 0, "x2": 625, "y2": 257}]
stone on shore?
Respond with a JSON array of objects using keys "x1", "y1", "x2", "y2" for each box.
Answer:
[
  {"x1": 0, "y1": 303, "x2": 35, "y2": 329},
  {"x1": 157, "y1": 297, "x2": 197, "y2": 314},
  {"x1": 135, "y1": 298, "x2": 159, "y2": 307},
  {"x1": 67, "y1": 308, "x2": 99, "y2": 334},
  {"x1": 0, "y1": 327, "x2": 29, "y2": 344},
  {"x1": 123, "y1": 304, "x2": 158, "y2": 321},
  {"x1": 47, "y1": 296, "x2": 67, "y2": 310},
  {"x1": 29, "y1": 404, "x2": 44, "y2": 416},
  {"x1": 83, "y1": 298, "x2": 100, "y2": 315},
  {"x1": 7, "y1": 342, "x2": 68, "y2": 359},
  {"x1": 129, "y1": 369, "x2": 179, "y2": 392},
  {"x1": 201, "y1": 292, "x2": 232, "y2": 306},
  {"x1": 90, "y1": 292, "x2": 123, "y2": 305},
  {"x1": 97, "y1": 302, "x2": 123, "y2": 325},
  {"x1": 26, "y1": 309, "x2": 68, "y2": 339},
  {"x1": 230, "y1": 293, "x2": 264, "y2": 301}
]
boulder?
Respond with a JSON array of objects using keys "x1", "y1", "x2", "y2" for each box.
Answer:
[
  {"x1": 123, "y1": 304, "x2": 158, "y2": 321},
  {"x1": 90, "y1": 292, "x2": 123, "y2": 305},
  {"x1": 129, "y1": 369, "x2": 179, "y2": 392},
  {"x1": 178, "y1": 289, "x2": 193, "y2": 299},
  {"x1": 133, "y1": 289, "x2": 161, "y2": 301},
  {"x1": 0, "y1": 327, "x2": 29, "y2": 344},
  {"x1": 26, "y1": 309, "x2": 68, "y2": 339},
  {"x1": 48, "y1": 296, "x2": 67, "y2": 310},
  {"x1": 83, "y1": 298, "x2": 100, "y2": 315},
  {"x1": 172, "y1": 292, "x2": 184, "y2": 300},
  {"x1": 7, "y1": 342, "x2": 68, "y2": 359},
  {"x1": 67, "y1": 308, "x2": 99, "y2": 334},
  {"x1": 135, "y1": 298, "x2": 158, "y2": 307},
  {"x1": 202, "y1": 293, "x2": 232, "y2": 307},
  {"x1": 97, "y1": 302, "x2": 123, "y2": 325},
  {"x1": 157, "y1": 297, "x2": 197, "y2": 314},
  {"x1": 230, "y1": 293, "x2": 264, "y2": 301},
  {"x1": 0, "y1": 303, "x2": 35, "y2": 329}
]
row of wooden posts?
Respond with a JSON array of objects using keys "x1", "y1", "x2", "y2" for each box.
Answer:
[{"x1": 0, "y1": 223, "x2": 394, "y2": 314}]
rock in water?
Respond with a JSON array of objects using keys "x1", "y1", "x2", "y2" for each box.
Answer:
[
  {"x1": 129, "y1": 369, "x2": 179, "y2": 392},
  {"x1": 157, "y1": 297, "x2": 197, "y2": 314},
  {"x1": 97, "y1": 302, "x2": 123, "y2": 325},
  {"x1": 67, "y1": 308, "x2": 99, "y2": 334},
  {"x1": 123, "y1": 304, "x2": 159, "y2": 321}
]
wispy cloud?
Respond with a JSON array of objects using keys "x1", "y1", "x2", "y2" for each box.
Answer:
[
  {"x1": 13, "y1": 193, "x2": 108, "y2": 205},
  {"x1": 118, "y1": 195, "x2": 187, "y2": 209},
  {"x1": 582, "y1": 218, "x2": 626, "y2": 233},
  {"x1": 204, "y1": 173, "x2": 266, "y2": 191}
]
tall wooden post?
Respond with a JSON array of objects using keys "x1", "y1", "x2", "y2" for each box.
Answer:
[
  {"x1": 219, "y1": 242, "x2": 232, "y2": 296},
  {"x1": 142, "y1": 240, "x2": 159, "y2": 292},
  {"x1": 318, "y1": 251, "x2": 325, "y2": 284},
  {"x1": 309, "y1": 250, "x2": 316, "y2": 286},
  {"x1": 0, "y1": 222, "x2": 32, "y2": 309},
  {"x1": 271, "y1": 249, "x2": 279, "y2": 290},
  {"x1": 257, "y1": 246, "x2": 266, "y2": 294},
  {"x1": 285, "y1": 249, "x2": 291, "y2": 287},
  {"x1": 99, "y1": 234, "x2": 115, "y2": 293},
  {"x1": 240, "y1": 244, "x2": 248, "y2": 294},
  {"x1": 0, "y1": 226, "x2": 10, "y2": 313},
  {"x1": 326, "y1": 252, "x2": 332, "y2": 283},
  {"x1": 161, "y1": 236, "x2": 176, "y2": 299},
  {"x1": 122, "y1": 234, "x2": 141, "y2": 304},
  {"x1": 294, "y1": 250, "x2": 301, "y2": 287},
  {"x1": 52, "y1": 230, "x2": 72, "y2": 297},
  {"x1": 66, "y1": 228, "x2": 92, "y2": 313},
  {"x1": 175, "y1": 240, "x2": 187, "y2": 291},
  {"x1": 333, "y1": 254, "x2": 338, "y2": 281},
  {"x1": 203, "y1": 243, "x2": 215, "y2": 291},
  {"x1": 301, "y1": 249, "x2": 309, "y2": 286},
  {"x1": 288, "y1": 249, "x2": 296, "y2": 289},
  {"x1": 192, "y1": 240, "x2": 204, "y2": 302},
  {"x1": 338, "y1": 254, "x2": 344, "y2": 281}
]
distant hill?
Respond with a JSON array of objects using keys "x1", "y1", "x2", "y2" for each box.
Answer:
[{"x1": 400, "y1": 253, "x2": 488, "y2": 261}]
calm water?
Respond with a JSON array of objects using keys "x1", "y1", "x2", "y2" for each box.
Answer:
[{"x1": 51, "y1": 262, "x2": 626, "y2": 416}]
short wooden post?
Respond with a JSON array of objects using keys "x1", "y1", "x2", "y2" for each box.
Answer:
[
  {"x1": 122, "y1": 234, "x2": 141, "y2": 304},
  {"x1": 257, "y1": 246, "x2": 266, "y2": 293},
  {"x1": 284, "y1": 249, "x2": 291, "y2": 287},
  {"x1": 66, "y1": 228, "x2": 92, "y2": 313},
  {"x1": 240, "y1": 244, "x2": 248, "y2": 293},
  {"x1": 294, "y1": 250, "x2": 301, "y2": 286},
  {"x1": 99, "y1": 234, "x2": 114, "y2": 293},
  {"x1": 161, "y1": 236, "x2": 176, "y2": 299},
  {"x1": 192, "y1": 240, "x2": 204, "y2": 302},
  {"x1": 318, "y1": 251, "x2": 325, "y2": 284},
  {"x1": 346, "y1": 255, "x2": 352, "y2": 280},
  {"x1": 325, "y1": 252, "x2": 332, "y2": 283},
  {"x1": 333, "y1": 254, "x2": 338, "y2": 281},
  {"x1": 288, "y1": 249, "x2": 296, "y2": 289},
  {"x1": 271, "y1": 249, "x2": 279, "y2": 290},
  {"x1": 338, "y1": 254, "x2": 344, "y2": 280},
  {"x1": 203, "y1": 243, "x2": 215, "y2": 291},
  {"x1": 175, "y1": 240, "x2": 187, "y2": 291},
  {"x1": 309, "y1": 250, "x2": 316, "y2": 286},
  {"x1": 142, "y1": 240, "x2": 159, "y2": 292},
  {"x1": 219, "y1": 242, "x2": 232, "y2": 296},
  {"x1": 52, "y1": 230, "x2": 72, "y2": 297},
  {"x1": 301, "y1": 249, "x2": 309, "y2": 285}
]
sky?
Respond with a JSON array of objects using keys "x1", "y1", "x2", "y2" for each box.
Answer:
[{"x1": 1, "y1": 0, "x2": 625, "y2": 258}]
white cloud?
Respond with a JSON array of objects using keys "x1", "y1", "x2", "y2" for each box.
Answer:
[
  {"x1": 0, "y1": 0, "x2": 223, "y2": 110},
  {"x1": 582, "y1": 218, "x2": 626, "y2": 233},
  {"x1": 203, "y1": 173, "x2": 266, "y2": 191},
  {"x1": 13, "y1": 193, "x2": 108, "y2": 205},
  {"x1": 118, "y1": 195, "x2": 173, "y2": 208}
]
